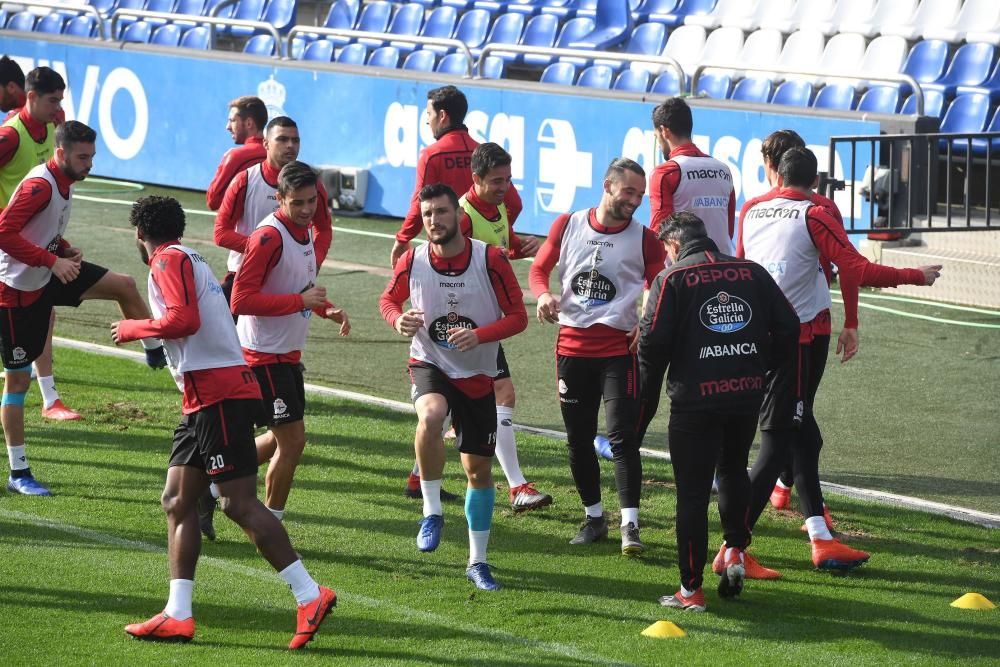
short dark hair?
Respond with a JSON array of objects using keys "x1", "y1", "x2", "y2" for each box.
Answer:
[
  {"x1": 277, "y1": 160, "x2": 318, "y2": 195},
  {"x1": 778, "y1": 146, "x2": 818, "y2": 188},
  {"x1": 54, "y1": 120, "x2": 96, "y2": 150},
  {"x1": 25, "y1": 66, "x2": 65, "y2": 95},
  {"x1": 657, "y1": 211, "x2": 707, "y2": 245},
  {"x1": 471, "y1": 142, "x2": 511, "y2": 178},
  {"x1": 130, "y1": 195, "x2": 186, "y2": 242},
  {"x1": 652, "y1": 97, "x2": 693, "y2": 138},
  {"x1": 604, "y1": 157, "x2": 645, "y2": 182},
  {"x1": 418, "y1": 183, "x2": 459, "y2": 211},
  {"x1": 229, "y1": 95, "x2": 267, "y2": 131},
  {"x1": 265, "y1": 115, "x2": 297, "y2": 135},
  {"x1": 427, "y1": 85, "x2": 468, "y2": 125},
  {"x1": 761, "y1": 129, "x2": 806, "y2": 169},
  {"x1": 0, "y1": 56, "x2": 25, "y2": 89}
]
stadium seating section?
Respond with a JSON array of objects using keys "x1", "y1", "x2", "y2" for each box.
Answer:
[{"x1": 6, "y1": 0, "x2": 1000, "y2": 130}]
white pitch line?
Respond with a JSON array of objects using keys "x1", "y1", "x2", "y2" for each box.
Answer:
[
  {"x1": 54, "y1": 337, "x2": 1000, "y2": 529},
  {"x1": 0, "y1": 508, "x2": 635, "y2": 667}
]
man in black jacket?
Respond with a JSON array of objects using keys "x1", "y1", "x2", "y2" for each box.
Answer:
[{"x1": 638, "y1": 212, "x2": 799, "y2": 612}]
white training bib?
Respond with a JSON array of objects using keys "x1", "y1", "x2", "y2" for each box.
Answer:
[
  {"x1": 669, "y1": 153, "x2": 734, "y2": 254},
  {"x1": 227, "y1": 163, "x2": 279, "y2": 272},
  {"x1": 0, "y1": 163, "x2": 71, "y2": 291}
]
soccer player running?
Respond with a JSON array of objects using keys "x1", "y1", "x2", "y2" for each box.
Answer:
[
  {"x1": 205, "y1": 95, "x2": 267, "y2": 212},
  {"x1": 732, "y1": 147, "x2": 941, "y2": 574},
  {"x1": 380, "y1": 183, "x2": 527, "y2": 591},
  {"x1": 0, "y1": 121, "x2": 165, "y2": 496},
  {"x1": 637, "y1": 212, "x2": 799, "y2": 611},
  {"x1": 114, "y1": 195, "x2": 336, "y2": 649},
  {"x1": 231, "y1": 161, "x2": 350, "y2": 525},
  {"x1": 529, "y1": 158, "x2": 666, "y2": 555}
]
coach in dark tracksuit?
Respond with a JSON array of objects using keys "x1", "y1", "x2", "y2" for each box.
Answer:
[{"x1": 637, "y1": 212, "x2": 798, "y2": 611}]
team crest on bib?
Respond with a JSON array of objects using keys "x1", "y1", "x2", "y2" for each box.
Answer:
[
  {"x1": 273, "y1": 398, "x2": 287, "y2": 416},
  {"x1": 699, "y1": 291, "x2": 751, "y2": 333},
  {"x1": 431, "y1": 293, "x2": 476, "y2": 349}
]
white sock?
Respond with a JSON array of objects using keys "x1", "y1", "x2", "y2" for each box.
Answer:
[
  {"x1": 584, "y1": 501, "x2": 603, "y2": 519},
  {"x1": 468, "y1": 529, "x2": 490, "y2": 566},
  {"x1": 267, "y1": 506, "x2": 284, "y2": 522},
  {"x1": 37, "y1": 376, "x2": 59, "y2": 408},
  {"x1": 776, "y1": 479, "x2": 791, "y2": 490},
  {"x1": 494, "y1": 406, "x2": 527, "y2": 487},
  {"x1": 278, "y1": 559, "x2": 320, "y2": 605},
  {"x1": 724, "y1": 547, "x2": 744, "y2": 564},
  {"x1": 421, "y1": 479, "x2": 442, "y2": 517},
  {"x1": 411, "y1": 461, "x2": 420, "y2": 476},
  {"x1": 140, "y1": 338, "x2": 160, "y2": 350},
  {"x1": 209, "y1": 482, "x2": 220, "y2": 499},
  {"x1": 8, "y1": 445, "x2": 28, "y2": 471},
  {"x1": 620, "y1": 507, "x2": 638, "y2": 527},
  {"x1": 805, "y1": 515, "x2": 833, "y2": 541},
  {"x1": 164, "y1": 579, "x2": 193, "y2": 620},
  {"x1": 681, "y1": 585, "x2": 697, "y2": 597}
]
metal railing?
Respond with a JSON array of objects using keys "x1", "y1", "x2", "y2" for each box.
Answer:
[
  {"x1": 110, "y1": 8, "x2": 283, "y2": 57},
  {"x1": 1, "y1": 0, "x2": 107, "y2": 39},
  {"x1": 692, "y1": 62, "x2": 925, "y2": 116},
  {"x1": 477, "y1": 44, "x2": 686, "y2": 84},
  {"x1": 827, "y1": 131, "x2": 1000, "y2": 233},
  {"x1": 285, "y1": 27, "x2": 475, "y2": 76}
]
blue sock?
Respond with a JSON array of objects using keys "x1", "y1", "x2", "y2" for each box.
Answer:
[{"x1": 464, "y1": 486, "x2": 495, "y2": 532}]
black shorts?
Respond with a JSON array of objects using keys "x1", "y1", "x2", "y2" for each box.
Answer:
[
  {"x1": 0, "y1": 261, "x2": 108, "y2": 370},
  {"x1": 409, "y1": 361, "x2": 496, "y2": 457},
  {"x1": 495, "y1": 344, "x2": 511, "y2": 381},
  {"x1": 759, "y1": 335, "x2": 830, "y2": 431},
  {"x1": 253, "y1": 362, "x2": 306, "y2": 426},
  {"x1": 169, "y1": 398, "x2": 260, "y2": 482}
]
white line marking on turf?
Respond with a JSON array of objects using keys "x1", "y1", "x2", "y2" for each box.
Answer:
[
  {"x1": 831, "y1": 297, "x2": 1000, "y2": 329},
  {"x1": 54, "y1": 337, "x2": 1000, "y2": 530},
  {"x1": 0, "y1": 512, "x2": 635, "y2": 665}
]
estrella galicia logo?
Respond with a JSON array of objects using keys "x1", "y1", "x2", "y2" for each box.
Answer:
[
  {"x1": 430, "y1": 313, "x2": 477, "y2": 349},
  {"x1": 571, "y1": 270, "x2": 616, "y2": 307},
  {"x1": 699, "y1": 291, "x2": 752, "y2": 333}
]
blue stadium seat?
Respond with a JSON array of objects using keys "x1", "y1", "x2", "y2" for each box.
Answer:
[
  {"x1": 6, "y1": 11, "x2": 37, "y2": 32},
  {"x1": 36, "y1": 13, "x2": 66, "y2": 34},
  {"x1": 452, "y1": 9, "x2": 491, "y2": 51},
  {"x1": 771, "y1": 80, "x2": 813, "y2": 107},
  {"x1": 518, "y1": 13, "x2": 558, "y2": 63},
  {"x1": 509, "y1": 0, "x2": 565, "y2": 16},
  {"x1": 336, "y1": 42, "x2": 369, "y2": 64},
  {"x1": 205, "y1": 0, "x2": 235, "y2": 20},
  {"x1": 87, "y1": 0, "x2": 116, "y2": 17},
  {"x1": 420, "y1": 6, "x2": 458, "y2": 54},
  {"x1": 226, "y1": 0, "x2": 266, "y2": 37},
  {"x1": 900, "y1": 89, "x2": 945, "y2": 118},
  {"x1": 121, "y1": 20, "x2": 153, "y2": 43},
  {"x1": 355, "y1": 0, "x2": 392, "y2": 37},
  {"x1": 313, "y1": 0, "x2": 354, "y2": 46},
  {"x1": 114, "y1": 0, "x2": 148, "y2": 33},
  {"x1": 243, "y1": 33, "x2": 276, "y2": 55},
  {"x1": 939, "y1": 93, "x2": 991, "y2": 134},
  {"x1": 923, "y1": 42, "x2": 996, "y2": 97},
  {"x1": 729, "y1": 76, "x2": 772, "y2": 103},
  {"x1": 956, "y1": 58, "x2": 1000, "y2": 102},
  {"x1": 65, "y1": 15, "x2": 98, "y2": 37},
  {"x1": 179, "y1": 25, "x2": 211, "y2": 48},
  {"x1": 262, "y1": 0, "x2": 296, "y2": 33},
  {"x1": 613, "y1": 68, "x2": 650, "y2": 91},
  {"x1": 441, "y1": 0, "x2": 477, "y2": 11},
  {"x1": 648, "y1": 0, "x2": 716, "y2": 27},
  {"x1": 570, "y1": 0, "x2": 632, "y2": 51},
  {"x1": 367, "y1": 45, "x2": 401, "y2": 68},
  {"x1": 480, "y1": 55, "x2": 505, "y2": 79},
  {"x1": 967, "y1": 106, "x2": 1000, "y2": 157},
  {"x1": 540, "y1": 61, "x2": 577, "y2": 85},
  {"x1": 437, "y1": 52, "x2": 473, "y2": 75},
  {"x1": 632, "y1": 0, "x2": 677, "y2": 23},
  {"x1": 542, "y1": 0, "x2": 598, "y2": 20},
  {"x1": 385, "y1": 4, "x2": 424, "y2": 53},
  {"x1": 525, "y1": 16, "x2": 593, "y2": 67},
  {"x1": 813, "y1": 83, "x2": 857, "y2": 110},
  {"x1": 302, "y1": 38, "x2": 336, "y2": 61},
  {"x1": 358, "y1": 2, "x2": 420, "y2": 47},
  {"x1": 474, "y1": 12, "x2": 524, "y2": 60},
  {"x1": 402, "y1": 49, "x2": 437, "y2": 71},
  {"x1": 593, "y1": 18, "x2": 664, "y2": 71},
  {"x1": 172, "y1": 0, "x2": 207, "y2": 28},
  {"x1": 651, "y1": 69, "x2": 682, "y2": 95},
  {"x1": 694, "y1": 72, "x2": 731, "y2": 99},
  {"x1": 897, "y1": 40, "x2": 949, "y2": 95},
  {"x1": 150, "y1": 23, "x2": 182, "y2": 45},
  {"x1": 577, "y1": 64, "x2": 615, "y2": 88},
  {"x1": 856, "y1": 86, "x2": 900, "y2": 114},
  {"x1": 143, "y1": 0, "x2": 176, "y2": 26}
]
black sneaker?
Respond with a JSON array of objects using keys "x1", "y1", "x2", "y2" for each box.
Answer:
[
  {"x1": 621, "y1": 522, "x2": 644, "y2": 556},
  {"x1": 197, "y1": 487, "x2": 217, "y2": 541},
  {"x1": 569, "y1": 514, "x2": 609, "y2": 545}
]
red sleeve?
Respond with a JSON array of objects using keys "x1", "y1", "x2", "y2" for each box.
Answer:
[
  {"x1": 641, "y1": 227, "x2": 667, "y2": 285},
  {"x1": 397, "y1": 149, "x2": 432, "y2": 243},
  {"x1": 728, "y1": 188, "x2": 736, "y2": 239},
  {"x1": 528, "y1": 214, "x2": 571, "y2": 297},
  {"x1": 475, "y1": 245, "x2": 528, "y2": 344},
  {"x1": 503, "y1": 184, "x2": 522, "y2": 223},
  {"x1": 214, "y1": 171, "x2": 250, "y2": 254},
  {"x1": 0, "y1": 178, "x2": 58, "y2": 268},
  {"x1": 0, "y1": 127, "x2": 20, "y2": 169},
  {"x1": 206, "y1": 149, "x2": 237, "y2": 211},
  {"x1": 311, "y1": 180, "x2": 333, "y2": 267},
  {"x1": 231, "y1": 227, "x2": 305, "y2": 316},
  {"x1": 649, "y1": 161, "x2": 681, "y2": 234},
  {"x1": 379, "y1": 248, "x2": 414, "y2": 328},
  {"x1": 116, "y1": 250, "x2": 200, "y2": 341}
]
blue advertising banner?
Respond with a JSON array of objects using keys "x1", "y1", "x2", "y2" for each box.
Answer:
[{"x1": 2, "y1": 36, "x2": 878, "y2": 236}]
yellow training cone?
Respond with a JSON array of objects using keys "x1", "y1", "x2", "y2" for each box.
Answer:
[
  {"x1": 950, "y1": 593, "x2": 996, "y2": 610},
  {"x1": 641, "y1": 621, "x2": 687, "y2": 638}
]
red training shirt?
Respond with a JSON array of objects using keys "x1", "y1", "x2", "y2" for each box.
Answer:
[
  {"x1": 648, "y1": 143, "x2": 736, "y2": 236},
  {"x1": 206, "y1": 136, "x2": 266, "y2": 211}
]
